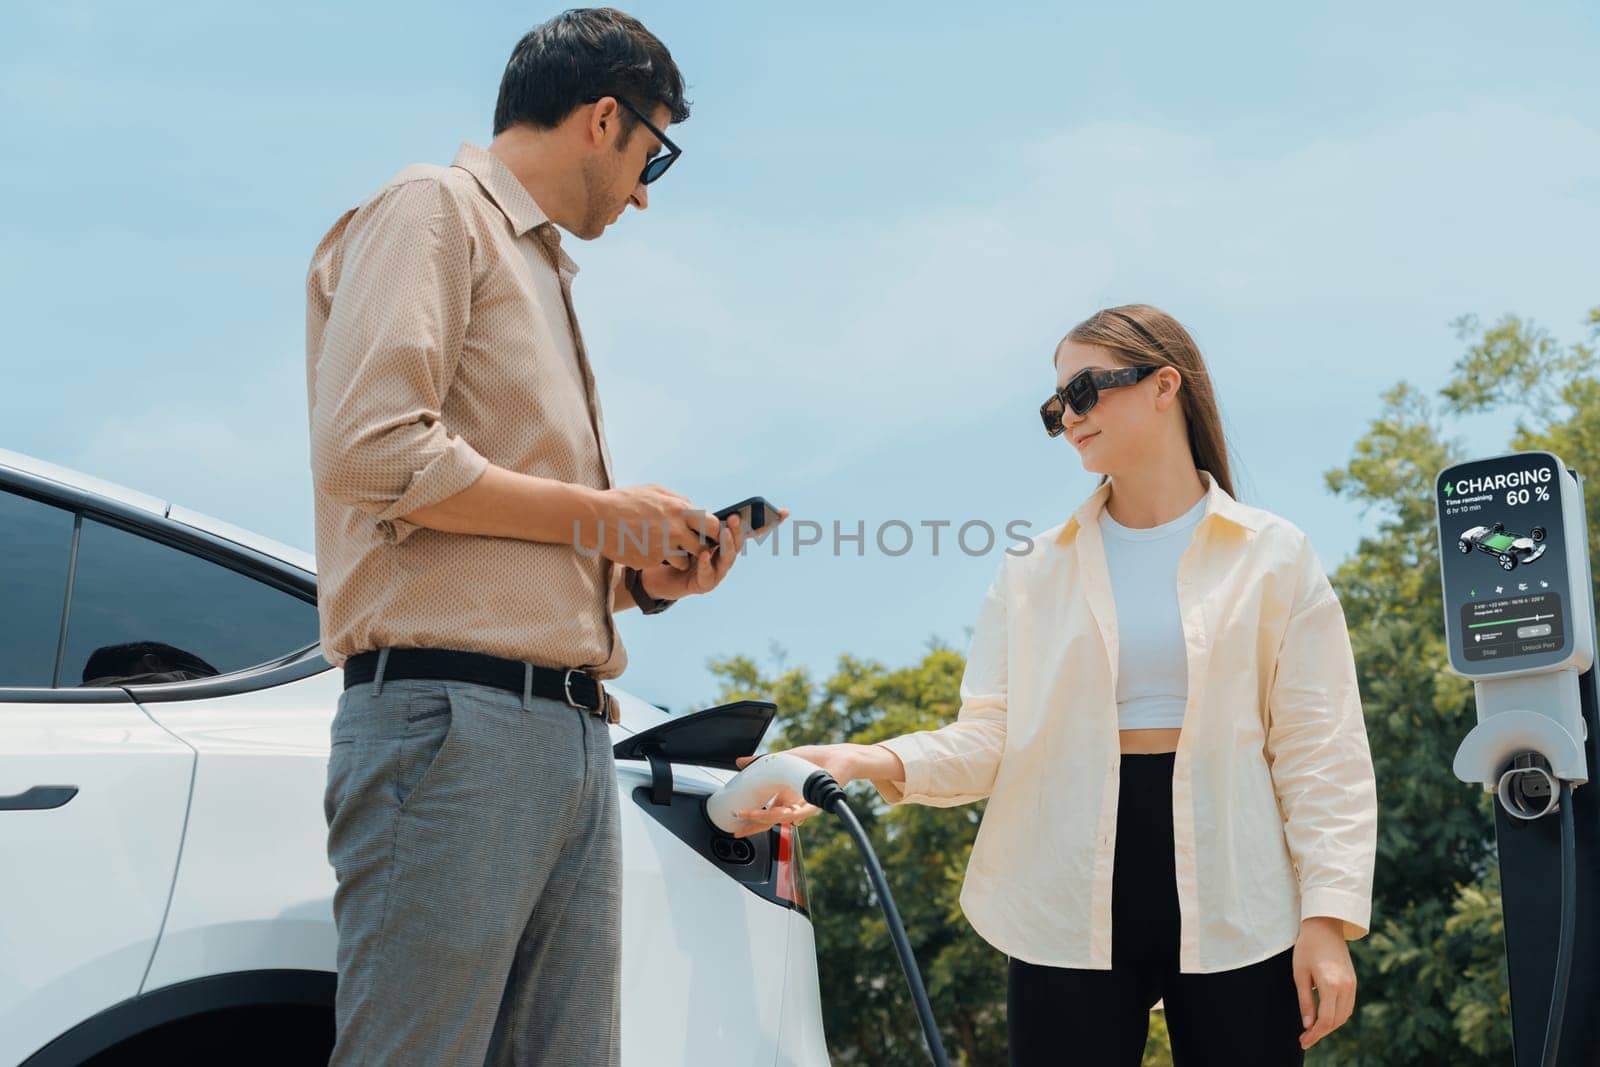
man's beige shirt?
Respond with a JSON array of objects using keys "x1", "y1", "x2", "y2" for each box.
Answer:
[
  {"x1": 305, "y1": 142, "x2": 627, "y2": 678},
  {"x1": 871, "y1": 470, "x2": 1378, "y2": 973}
]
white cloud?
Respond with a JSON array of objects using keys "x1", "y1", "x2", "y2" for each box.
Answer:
[
  {"x1": 63, "y1": 98, "x2": 1597, "y2": 567},
  {"x1": 71, "y1": 351, "x2": 315, "y2": 553},
  {"x1": 579, "y1": 97, "x2": 1600, "y2": 488}
]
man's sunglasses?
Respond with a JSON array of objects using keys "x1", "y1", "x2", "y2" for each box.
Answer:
[
  {"x1": 1040, "y1": 366, "x2": 1158, "y2": 437},
  {"x1": 585, "y1": 95, "x2": 681, "y2": 185}
]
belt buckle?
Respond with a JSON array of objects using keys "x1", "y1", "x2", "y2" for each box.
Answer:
[{"x1": 562, "y1": 668, "x2": 586, "y2": 710}]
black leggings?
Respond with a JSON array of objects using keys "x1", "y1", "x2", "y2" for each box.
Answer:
[{"x1": 1006, "y1": 753, "x2": 1305, "y2": 1066}]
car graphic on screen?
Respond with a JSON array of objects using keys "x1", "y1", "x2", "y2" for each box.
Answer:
[{"x1": 1458, "y1": 522, "x2": 1548, "y2": 571}]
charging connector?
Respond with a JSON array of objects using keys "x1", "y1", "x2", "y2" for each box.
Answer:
[
  {"x1": 1495, "y1": 752, "x2": 1577, "y2": 1067},
  {"x1": 705, "y1": 753, "x2": 950, "y2": 1066}
]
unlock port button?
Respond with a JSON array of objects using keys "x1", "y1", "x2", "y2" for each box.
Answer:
[{"x1": 1517, "y1": 623, "x2": 1553, "y2": 638}]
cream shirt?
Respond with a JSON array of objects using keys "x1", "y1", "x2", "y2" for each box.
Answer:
[{"x1": 870, "y1": 470, "x2": 1378, "y2": 973}]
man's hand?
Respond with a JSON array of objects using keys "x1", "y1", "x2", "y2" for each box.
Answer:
[
  {"x1": 633, "y1": 506, "x2": 790, "y2": 604},
  {"x1": 588, "y1": 484, "x2": 721, "y2": 571},
  {"x1": 1293, "y1": 915, "x2": 1357, "y2": 1050}
]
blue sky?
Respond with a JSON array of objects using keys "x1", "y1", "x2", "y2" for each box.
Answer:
[{"x1": 4, "y1": 1, "x2": 1598, "y2": 712}]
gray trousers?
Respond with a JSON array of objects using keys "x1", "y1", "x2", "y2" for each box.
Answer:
[{"x1": 323, "y1": 648, "x2": 622, "y2": 1065}]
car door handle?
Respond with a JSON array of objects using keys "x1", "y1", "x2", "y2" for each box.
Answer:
[{"x1": 0, "y1": 785, "x2": 79, "y2": 811}]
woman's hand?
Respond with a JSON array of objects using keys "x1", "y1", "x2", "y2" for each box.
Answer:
[
  {"x1": 1293, "y1": 916, "x2": 1357, "y2": 1049},
  {"x1": 725, "y1": 743, "x2": 862, "y2": 838}
]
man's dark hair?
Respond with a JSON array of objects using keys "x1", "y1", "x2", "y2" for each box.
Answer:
[{"x1": 493, "y1": 8, "x2": 690, "y2": 138}]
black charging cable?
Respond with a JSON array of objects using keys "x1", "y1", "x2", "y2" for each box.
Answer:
[
  {"x1": 801, "y1": 770, "x2": 951, "y2": 1067},
  {"x1": 1540, "y1": 778, "x2": 1576, "y2": 1067}
]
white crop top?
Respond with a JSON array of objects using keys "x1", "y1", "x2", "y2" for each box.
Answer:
[{"x1": 1097, "y1": 491, "x2": 1208, "y2": 731}]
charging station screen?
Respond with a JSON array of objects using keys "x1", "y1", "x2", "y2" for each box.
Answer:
[
  {"x1": 1459, "y1": 594, "x2": 1565, "y2": 660},
  {"x1": 1438, "y1": 453, "x2": 1572, "y2": 673}
]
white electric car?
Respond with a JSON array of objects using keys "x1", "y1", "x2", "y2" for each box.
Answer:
[{"x1": 0, "y1": 447, "x2": 828, "y2": 1066}]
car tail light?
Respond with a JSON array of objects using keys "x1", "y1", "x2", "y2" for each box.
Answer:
[{"x1": 774, "y1": 823, "x2": 809, "y2": 913}]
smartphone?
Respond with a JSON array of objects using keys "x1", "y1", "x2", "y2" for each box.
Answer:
[
  {"x1": 714, "y1": 495, "x2": 778, "y2": 535},
  {"x1": 674, "y1": 495, "x2": 781, "y2": 561},
  {"x1": 665, "y1": 492, "x2": 777, "y2": 563}
]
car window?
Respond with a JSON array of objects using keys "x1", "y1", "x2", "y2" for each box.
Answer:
[
  {"x1": 0, "y1": 491, "x2": 75, "y2": 687},
  {"x1": 59, "y1": 518, "x2": 318, "y2": 687}
]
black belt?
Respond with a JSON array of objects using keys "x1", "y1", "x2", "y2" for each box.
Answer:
[{"x1": 343, "y1": 647, "x2": 609, "y2": 718}]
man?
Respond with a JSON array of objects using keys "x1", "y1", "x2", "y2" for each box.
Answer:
[{"x1": 304, "y1": 9, "x2": 782, "y2": 1064}]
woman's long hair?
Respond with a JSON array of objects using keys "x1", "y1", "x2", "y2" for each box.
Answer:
[{"x1": 1063, "y1": 304, "x2": 1236, "y2": 499}]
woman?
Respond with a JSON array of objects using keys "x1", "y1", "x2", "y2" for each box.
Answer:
[{"x1": 733, "y1": 304, "x2": 1378, "y2": 1064}]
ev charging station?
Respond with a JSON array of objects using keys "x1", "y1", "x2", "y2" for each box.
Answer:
[{"x1": 1437, "y1": 450, "x2": 1600, "y2": 1065}]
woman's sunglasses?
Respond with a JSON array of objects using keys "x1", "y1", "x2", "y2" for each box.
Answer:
[
  {"x1": 1039, "y1": 365, "x2": 1158, "y2": 437},
  {"x1": 586, "y1": 95, "x2": 681, "y2": 185}
]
